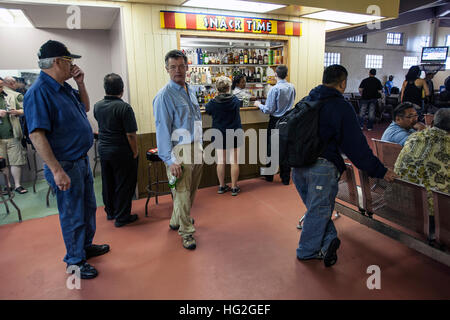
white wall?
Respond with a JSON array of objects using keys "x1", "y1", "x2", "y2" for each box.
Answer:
[
  {"x1": 0, "y1": 27, "x2": 112, "y2": 182},
  {"x1": 325, "y1": 20, "x2": 450, "y2": 93},
  {"x1": 109, "y1": 9, "x2": 129, "y2": 103}
]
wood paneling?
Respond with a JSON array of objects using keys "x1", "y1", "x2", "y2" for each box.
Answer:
[
  {"x1": 119, "y1": 3, "x2": 326, "y2": 135},
  {"x1": 137, "y1": 122, "x2": 268, "y2": 199}
]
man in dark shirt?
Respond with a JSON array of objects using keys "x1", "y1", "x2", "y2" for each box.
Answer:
[
  {"x1": 294, "y1": 65, "x2": 396, "y2": 267},
  {"x1": 358, "y1": 69, "x2": 383, "y2": 131},
  {"x1": 94, "y1": 73, "x2": 139, "y2": 227}
]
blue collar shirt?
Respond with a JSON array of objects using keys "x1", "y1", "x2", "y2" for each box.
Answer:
[
  {"x1": 153, "y1": 80, "x2": 202, "y2": 165},
  {"x1": 258, "y1": 79, "x2": 296, "y2": 117},
  {"x1": 381, "y1": 121, "x2": 416, "y2": 146},
  {"x1": 23, "y1": 71, "x2": 93, "y2": 161}
]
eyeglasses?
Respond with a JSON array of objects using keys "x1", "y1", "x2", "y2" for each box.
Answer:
[
  {"x1": 60, "y1": 56, "x2": 74, "y2": 64},
  {"x1": 167, "y1": 64, "x2": 186, "y2": 71},
  {"x1": 403, "y1": 114, "x2": 418, "y2": 119}
]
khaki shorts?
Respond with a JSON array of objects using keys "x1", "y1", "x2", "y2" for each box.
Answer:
[{"x1": 0, "y1": 138, "x2": 27, "y2": 166}]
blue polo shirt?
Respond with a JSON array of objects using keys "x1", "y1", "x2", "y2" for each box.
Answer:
[{"x1": 24, "y1": 71, "x2": 93, "y2": 161}]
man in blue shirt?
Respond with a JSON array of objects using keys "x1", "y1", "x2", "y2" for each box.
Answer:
[
  {"x1": 24, "y1": 40, "x2": 109, "y2": 279},
  {"x1": 384, "y1": 75, "x2": 394, "y2": 96},
  {"x1": 381, "y1": 102, "x2": 426, "y2": 146},
  {"x1": 153, "y1": 50, "x2": 203, "y2": 250},
  {"x1": 255, "y1": 65, "x2": 296, "y2": 185}
]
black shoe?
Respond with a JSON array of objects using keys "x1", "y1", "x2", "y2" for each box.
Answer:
[
  {"x1": 265, "y1": 175, "x2": 273, "y2": 182},
  {"x1": 85, "y1": 244, "x2": 110, "y2": 259},
  {"x1": 67, "y1": 261, "x2": 98, "y2": 279},
  {"x1": 106, "y1": 215, "x2": 115, "y2": 221},
  {"x1": 324, "y1": 238, "x2": 341, "y2": 267},
  {"x1": 115, "y1": 214, "x2": 138, "y2": 227},
  {"x1": 169, "y1": 218, "x2": 195, "y2": 230},
  {"x1": 217, "y1": 185, "x2": 231, "y2": 194},
  {"x1": 231, "y1": 186, "x2": 241, "y2": 196},
  {"x1": 282, "y1": 180, "x2": 290, "y2": 185}
]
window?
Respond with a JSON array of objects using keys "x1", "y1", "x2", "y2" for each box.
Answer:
[
  {"x1": 324, "y1": 52, "x2": 341, "y2": 67},
  {"x1": 420, "y1": 36, "x2": 430, "y2": 48},
  {"x1": 347, "y1": 35, "x2": 365, "y2": 43},
  {"x1": 387, "y1": 32, "x2": 403, "y2": 45},
  {"x1": 446, "y1": 57, "x2": 450, "y2": 70},
  {"x1": 446, "y1": 34, "x2": 450, "y2": 46},
  {"x1": 365, "y1": 54, "x2": 383, "y2": 68},
  {"x1": 403, "y1": 56, "x2": 418, "y2": 69}
]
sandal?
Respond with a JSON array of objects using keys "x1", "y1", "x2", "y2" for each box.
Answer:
[{"x1": 15, "y1": 186, "x2": 28, "y2": 194}]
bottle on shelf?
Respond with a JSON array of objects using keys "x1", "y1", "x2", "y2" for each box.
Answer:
[
  {"x1": 198, "y1": 48, "x2": 203, "y2": 65},
  {"x1": 224, "y1": 49, "x2": 228, "y2": 64},
  {"x1": 258, "y1": 50, "x2": 263, "y2": 65},
  {"x1": 264, "y1": 50, "x2": 269, "y2": 65},
  {"x1": 206, "y1": 68, "x2": 212, "y2": 86},
  {"x1": 262, "y1": 68, "x2": 267, "y2": 83},
  {"x1": 244, "y1": 49, "x2": 248, "y2": 64},
  {"x1": 256, "y1": 67, "x2": 261, "y2": 82},
  {"x1": 239, "y1": 50, "x2": 244, "y2": 64}
]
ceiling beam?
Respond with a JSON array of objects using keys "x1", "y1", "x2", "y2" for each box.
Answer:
[
  {"x1": 434, "y1": 2, "x2": 450, "y2": 17},
  {"x1": 326, "y1": 7, "x2": 436, "y2": 42}
]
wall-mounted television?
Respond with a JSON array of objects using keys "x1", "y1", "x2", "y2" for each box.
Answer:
[{"x1": 421, "y1": 46, "x2": 449, "y2": 63}]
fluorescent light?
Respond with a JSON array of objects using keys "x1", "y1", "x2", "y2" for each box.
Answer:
[
  {"x1": 182, "y1": 0, "x2": 285, "y2": 13},
  {"x1": 325, "y1": 21, "x2": 350, "y2": 31},
  {"x1": 0, "y1": 8, "x2": 33, "y2": 28},
  {"x1": 0, "y1": 8, "x2": 14, "y2": 24},
  {"x1": 303, "y1": 10, "x2": 384, "y2": 24}
]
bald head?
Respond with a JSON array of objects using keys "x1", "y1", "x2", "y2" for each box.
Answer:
[{"x1": 3, "y1": 76, "x2": 17, "y2": 90}]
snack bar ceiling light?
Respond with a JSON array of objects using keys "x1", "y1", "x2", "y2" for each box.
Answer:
[
  {"x1": 182, "y1": 0, "x2": 286, "y2": 14},
  {"x1": 325, "y1": 21, "x2": 350, "y2": 31},
  {"x1": 0, "y1": 8, "x2": 33, "y2": 27},
  {"x1": 303, "y1": 10, "x2": 384, "y2": 24}
]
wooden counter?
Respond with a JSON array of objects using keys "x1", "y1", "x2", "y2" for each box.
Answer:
[{"x1": 136, "y1": 108, "x2": 269, "y2": 199}]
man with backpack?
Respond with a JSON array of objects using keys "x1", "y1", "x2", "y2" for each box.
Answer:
[
  {"x1": 293, "y1": 65, "x2": 397, "y2": 267},
  {"x1": 255, "y1": 65, "x2": 296, "y2": 185}
]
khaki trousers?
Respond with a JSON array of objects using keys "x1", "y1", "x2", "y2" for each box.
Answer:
[{"x1": 165, "y1": 143, "x2": 203, "y2": 238}]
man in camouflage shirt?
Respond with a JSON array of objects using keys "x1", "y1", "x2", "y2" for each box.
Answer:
[{"x1": 394, "y1": 108, "x2": 450, "y2": 216}]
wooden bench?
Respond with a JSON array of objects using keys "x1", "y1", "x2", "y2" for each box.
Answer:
[
  {"x1": 334, "y1": 164, "x2": 450, "y2": 267},
  {"x1": 432, "y1": 189, "x2": 450, "y2": 250},
  {"x1": 372, "y1": 139, "x2": 403, "y2": 170}
]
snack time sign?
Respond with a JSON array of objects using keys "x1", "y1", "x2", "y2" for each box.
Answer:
[{"x1": 160, "y1": 11, "x2": 301, "y2": 36}]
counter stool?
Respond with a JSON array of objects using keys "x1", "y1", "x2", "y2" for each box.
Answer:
[
  {"x1": 0, "y1": 157, "x2": 22, "y2": 222},
  {"x1": 93, "y1": 132, "x2": 100, "y2": 178},
  {"x1": 145, "y1": 148, "x2": 172, "y2": 217},
  {"x1": 31, "y1": 144, "x2": 44, "y2": 193}
]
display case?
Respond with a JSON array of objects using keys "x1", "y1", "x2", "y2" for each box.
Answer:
[{"x1": 179, "y1": 35, "x2": 288, "y2": 108}]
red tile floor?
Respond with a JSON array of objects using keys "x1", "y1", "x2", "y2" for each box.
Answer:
[{"x1": 1, "y1": 123, "x2": 449, "y2": 300}]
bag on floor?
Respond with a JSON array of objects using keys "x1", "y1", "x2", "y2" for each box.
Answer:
[{"x1": 275, "y1": 97, "x2": 332, "y2": 168}]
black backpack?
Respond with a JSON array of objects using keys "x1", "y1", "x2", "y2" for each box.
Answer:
[{"x1": 275, "y1": 97, "x2": 332, "y2": 168}]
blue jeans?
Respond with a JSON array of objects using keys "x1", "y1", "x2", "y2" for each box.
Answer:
[
  {"x1": 359, "y1": 99, "x2": 378, "y2": 129},
  {"x1": 44, "y1": 156, "x2": 97, "y2": 265},
  {"x1": 292, "y1": 158, "x2": 340, "y2": 259}
]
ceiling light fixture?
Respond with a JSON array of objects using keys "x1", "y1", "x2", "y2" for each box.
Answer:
[
  {"x1": 325, "y1": 21, "x2": 350, "y2": 31},
  {"x1": 182, "y1": 0, "x2": 285, "y2": 14},
  {"x1": 303, "y1": 10, "x2": 384, "y2": 24},
  {"x1": 0, "y1": 8, "x2": 33, "y2": 28}
]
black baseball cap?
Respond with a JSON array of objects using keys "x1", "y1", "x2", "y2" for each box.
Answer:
[{"x1": 38, "y1": 40, "x2": 81, "y2": 59}]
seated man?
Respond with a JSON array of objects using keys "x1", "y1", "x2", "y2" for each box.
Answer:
[
  {"x1": 381, "y1": 102, "x2": 426, "y2": 146},
  {"x1": 435, "y1": 76, "x2": 450, "y2": 109},
  {"x1": 394, "y1": 107, "x2": 450, "y2": 218}
]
